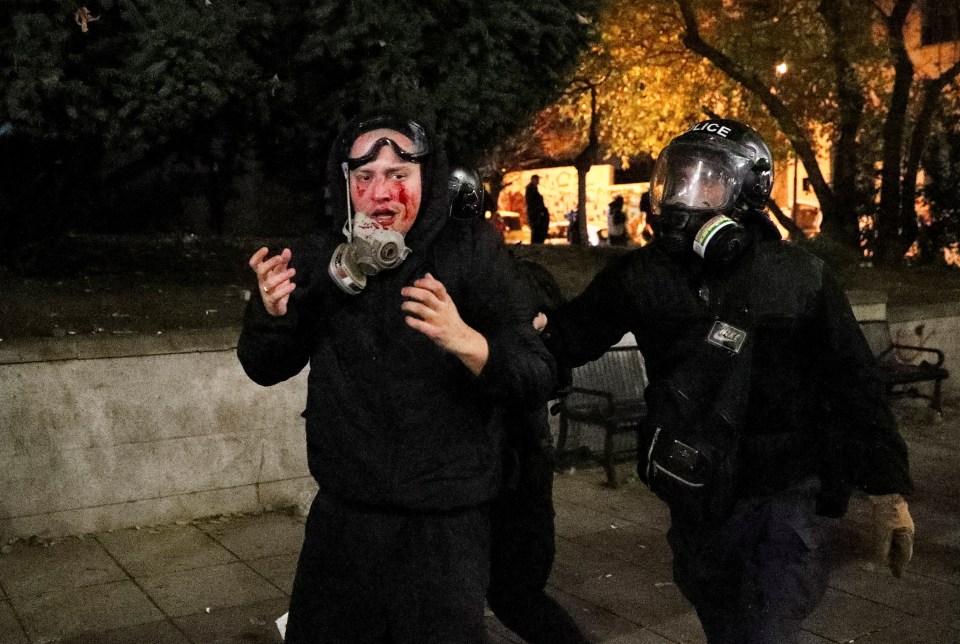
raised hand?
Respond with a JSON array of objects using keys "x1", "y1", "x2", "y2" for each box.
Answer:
[{"x1": 249, "y1": 247, "x2": 296, "y2": 316}]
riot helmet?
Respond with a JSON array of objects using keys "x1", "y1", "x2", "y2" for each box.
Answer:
[
  {"x1": 651, "y1": 119, "x2": 772, "y2": 216},
  {"x1": 649, "y1": 119, "x2": 773, "y2": 264}
]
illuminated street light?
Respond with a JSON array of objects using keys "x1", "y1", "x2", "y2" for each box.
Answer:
[{"x1": 775, "y1": 62, "x2": 788, "y2": 76}]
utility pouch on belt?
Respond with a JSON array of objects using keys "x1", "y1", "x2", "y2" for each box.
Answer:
[
  {"x1": 637, "y1": 251, "x2": 757, "y2": 523},
  {"x1": 640, "y1": 371, "x2": 747, "y2": 523}
]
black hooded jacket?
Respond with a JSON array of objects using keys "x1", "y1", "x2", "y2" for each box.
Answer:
[
  {"x1": 237, "y1": 117, "x2": 556, "y2": 511},
  {"x1": 544, "y1": 213, "x2": 912, "y2": 517}
]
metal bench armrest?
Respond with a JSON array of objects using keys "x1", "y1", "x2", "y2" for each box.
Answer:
[
  {"x1": 560, "y1": 387, "x2": 615, "y2": 421},
  {"x1": 888, "y1": 343, "x2": 946, "y2": 368}
]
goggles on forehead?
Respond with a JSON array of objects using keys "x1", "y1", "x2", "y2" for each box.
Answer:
[{"x1": 343, "y1": 117, "x2": 430, "y2": 170}]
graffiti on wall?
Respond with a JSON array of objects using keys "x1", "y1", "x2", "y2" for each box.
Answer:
[
  {"x1": 498, "y1": 165, "x2": 651, "y2": 243},
  {"x1": 892, "y1": 323, "x2": 939, "y2": 364}
]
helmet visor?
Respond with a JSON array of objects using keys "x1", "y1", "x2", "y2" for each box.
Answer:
[
  {"x1": 344, "y1": 117, "x2": 430, "y2": 169},
  {"x1": 650, "y1": 141, "x2": 755, "y2": 215}
]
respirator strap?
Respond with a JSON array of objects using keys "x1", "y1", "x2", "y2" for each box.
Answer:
[{"x1": 342, "y1": 161, "x2": 354, "y2": 243}]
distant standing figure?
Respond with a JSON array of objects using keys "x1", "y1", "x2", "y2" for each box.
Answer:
[
  {"x1": 565, "y1": 209, "x2": 581, "y2": 245},
  {"x1": 639, "y1": 190, "x2": 654, "y2": 244},
  {"x1": 606, "y1": 195, "x2": 628, "y2": 246},
  {"x1": 525, "y1": 174, "x2": 550, "y2": 244}
]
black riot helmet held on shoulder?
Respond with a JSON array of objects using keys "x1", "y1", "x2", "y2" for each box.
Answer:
[
  {"x1": 448, "y1": 166, "x2": 484, "y2": 220},
  {"x1": 649, "y1": 119, "x2": 774, "y2": 265}
]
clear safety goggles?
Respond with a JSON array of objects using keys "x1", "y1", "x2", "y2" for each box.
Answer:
[
  {"x1": 650, "y1": 139, "x2": 756, "y2": 215},
  {"x1": 344, "y1": 117, "x2": 430, "y2": 170}
]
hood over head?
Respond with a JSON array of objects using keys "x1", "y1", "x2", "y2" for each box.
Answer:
[{"x1": 325, "y1": 111, "x2": 451, "y2": 258}]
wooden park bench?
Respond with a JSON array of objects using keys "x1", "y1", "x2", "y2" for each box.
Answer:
[
  {"x1": 554, "y1": 344, "x2": 647, "y2": 487},
  {"x1": 858, "y1": 319, "x2": 950, "y2": 415}
]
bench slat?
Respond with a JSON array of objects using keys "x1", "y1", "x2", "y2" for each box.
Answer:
[{"x1": 557, "y1": 346, "x2": 648, "y2": 486}]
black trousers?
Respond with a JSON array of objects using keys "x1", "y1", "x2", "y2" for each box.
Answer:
[
  {"x1": 285, "y1": 492, "x2": 490, "y2": 644},
  {"x1": 487, "y1": 445, "x2": 590, "y2": 644},
  {"x1": 530, "y1": 218, "x2": 549, "y2": 244},
  {"x1": 666, "y1": 481, "x2": 830, "y2": 644}
]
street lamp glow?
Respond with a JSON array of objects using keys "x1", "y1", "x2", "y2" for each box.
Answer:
[{"x1": 775, "y1": 62, "x2": 788, "y2": 76}]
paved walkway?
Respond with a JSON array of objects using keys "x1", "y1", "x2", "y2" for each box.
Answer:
[{"x1": 1, "y1": 402, "x2": 958, "y2": 643}]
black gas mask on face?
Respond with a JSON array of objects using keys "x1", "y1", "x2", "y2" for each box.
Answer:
[
  {"x1": 650, "y1": 119, "x2": 774, "y2": 266},
  {"x1": 656, "y1": 207, "x2": 749, "y2": 265}
]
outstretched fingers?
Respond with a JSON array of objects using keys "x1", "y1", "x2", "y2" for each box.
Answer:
[
  {"x1": 248, "y1": 247, "x2": 296, "y2": 316},
  {"x1": 262, "y1": 266, "x2": 297, "y2": 293},
  {"x1": 248, "y1": 247, "x2": 270, "y2": 271}
]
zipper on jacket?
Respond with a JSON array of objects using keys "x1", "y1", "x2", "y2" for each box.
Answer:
[{"x1": 646, "y1": 426, "x2": 662, "y2": 482}]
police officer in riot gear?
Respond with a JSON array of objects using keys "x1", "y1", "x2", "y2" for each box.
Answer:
[{"x1": 543, "y1": 119, "x2": 914, "y2": 644}]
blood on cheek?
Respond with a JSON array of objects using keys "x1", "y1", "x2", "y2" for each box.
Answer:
[
  {"x1": 351, "y1": 175, "x2": 418, "y2": 223},
  {"x1": 396, "y1": 184, "x2": 412, "y2": 221}
]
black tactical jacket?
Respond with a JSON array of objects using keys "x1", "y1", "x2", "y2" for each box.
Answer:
[{"x1": 545, "y1": 218, "x2": 912, "y2": 516}]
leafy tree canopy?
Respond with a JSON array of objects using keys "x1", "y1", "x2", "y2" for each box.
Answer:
[
  {"x1": 0, "y1": 0, "x2": 601, "y2": 242},
  {"x1": 521, "y1": 0, "x2": 960, "y2": 259}
]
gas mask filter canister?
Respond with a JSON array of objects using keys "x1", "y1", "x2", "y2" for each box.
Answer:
[
  {"x1": 328, "y1": 212, "x2": 412, "y2": 295},
  {"x1": 692, "y1": 215, "x2": 746, "y2": 266}
]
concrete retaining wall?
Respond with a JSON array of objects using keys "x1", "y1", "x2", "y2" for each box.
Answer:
[
  {"x1": 1, "y1": 292, "x2": 958, "y2": 542},
  {"x1": 0, "y1": 329, "x2": 315, "y2": 543}
]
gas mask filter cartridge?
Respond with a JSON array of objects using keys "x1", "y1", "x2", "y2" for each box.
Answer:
[{"x1": 328, "y1": 212, "x2": 412, "y2": 295}]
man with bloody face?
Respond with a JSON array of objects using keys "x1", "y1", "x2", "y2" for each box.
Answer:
[{"x1": 237, "y1": 113, "x2": 556, "y2": 642}]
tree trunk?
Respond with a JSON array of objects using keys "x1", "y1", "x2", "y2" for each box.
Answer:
[
  {"x1": 819, "y1": 0, "x2": 866, "y2": 249},
  {"x1": 573, "y1": 83, "x2": 601, "y2": 246},
  {"x1": 766, "y1": 199, "x2": 804, "y2": 239},
  {"x1": 576, "y1": 162, "x2": 590, "y2": 244},
  {"x1": 873, "y1": 0, "x2": 915, "y2": 265},
  {"x1": 900, "y1": 61, "x2": 960, "y2": 262}
]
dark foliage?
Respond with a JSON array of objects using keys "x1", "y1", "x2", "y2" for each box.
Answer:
[
  {"x1": 917, "y1": 116, "x2": 960, "y2": 266},
  {"x1": 0, "y1": 0, "x2": 600, "y2": 255}
]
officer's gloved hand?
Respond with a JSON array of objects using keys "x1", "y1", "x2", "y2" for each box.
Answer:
[{"x1": 870, "y1": 493, "x2": 915, "y2": 577}]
